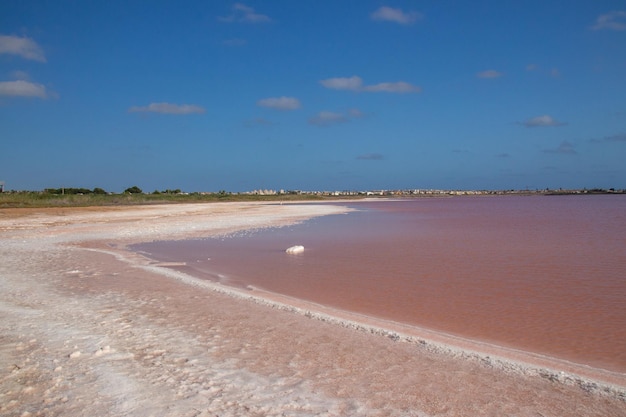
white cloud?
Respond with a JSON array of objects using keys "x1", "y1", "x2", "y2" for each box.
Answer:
[
  {"x1": 590, "y1": 133, "x2": 626, "y2": 143},
  {"x1": 521, "y1": 115, "x2": 566, "y2": 127},
  {"x1": 308, "y1": 111, "x2": 348, "y2": 126},
  {"x1": 0, "y1": 80, "x2": 47, "y2": 98},
  {"x1": 219, "y1": 3, "x2": 271, "y2": 23},
  {"x1": 309, "y1": 108, "x2": 367, "y2": 127},
  {"x1": 525, "y1": 64, "x2": 561, "y2": 78},
  {"x1": 320, "y1": 76, "x2": 421, "y2": 94},
  {"x1": 604, "y1": 133, "x2": 626, "y2": 142},
  {"x1": 590, "y1": 11, "x2": 626, "y2": 31},
  {"x1": 370, "y1": 6, "x2": 422, "y2": 25},
  {"x1": 362, "y1": 81, "x2": 422, "y2": 93},
  {"x1": 348, "y1": 108, "x2": 365, "y2": 118},
  {"x1": 11, "y1": 70, "x2": 30, "y2": 80},
  {"x1": 477, "y1": 69, "x2": 503, "y2": 79},
  {"x1": 235, "y1": 3, "x2": 271, "y2": 22},
  {"x1": 128, "y1": 102, "x2": 205, "y2": 114},
  {"x1": 543, "y1": 141, "x2": 577, "y2": 155},
  {"x1": 257, "y1": 96, "x2": 301, "y2": 110},
  {"x1": 243, "y1": 117, "x2": 275, "y2": 127},
  {"x1": 0, "y1": 35, "x2": 46, "y2": 62},
  {"x1": 319, "y1": 76, "x2": 363, "y2": 91}
]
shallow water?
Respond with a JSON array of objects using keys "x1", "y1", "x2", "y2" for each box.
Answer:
[{"x1": 134, "y1": 195, "x2": 626, "y2": 373}]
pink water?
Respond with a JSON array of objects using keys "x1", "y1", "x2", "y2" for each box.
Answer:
[{"x1": 135, "y1": 195, "x2": 626, "y2": 373}]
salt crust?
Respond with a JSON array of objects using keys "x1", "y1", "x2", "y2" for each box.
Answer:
[
  {"x1": 120, "y1": 252, "x2": 626, "y2": 401},
  {"x1": 1, "y1": 201, "x2": 625, "y2": 416},
  {"x1": 71, "y1": 202, "x2": 626, "y2": 400},
  {"x1": 1, "y1": 203, "x2": 369, "y2": 417}
]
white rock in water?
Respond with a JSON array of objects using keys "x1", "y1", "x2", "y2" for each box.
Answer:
[{"x1": 285, "y1": 245, "x2": 304, "y2": 254}]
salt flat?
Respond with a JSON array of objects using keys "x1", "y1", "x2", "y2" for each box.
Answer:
[{"x1": 1, "y1": 202, "x2": 624, "y2": 416}]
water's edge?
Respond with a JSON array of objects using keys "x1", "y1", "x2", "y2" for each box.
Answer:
[{"x1": 86, "y1": 242, "x2": 626, "y2": 402}]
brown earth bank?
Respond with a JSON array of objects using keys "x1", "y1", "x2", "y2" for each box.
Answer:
[{"x1": 1, "y1": 202, "x2": 625, "y2": 417}]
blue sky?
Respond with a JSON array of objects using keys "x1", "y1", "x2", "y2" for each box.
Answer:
[{"x1": 1, "y1": 1, "x2": 625, "y2": 192}]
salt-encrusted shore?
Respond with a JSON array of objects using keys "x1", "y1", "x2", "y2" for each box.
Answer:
[{"x1": 1, "y1": 202, "x2": 625, "y2": 417}]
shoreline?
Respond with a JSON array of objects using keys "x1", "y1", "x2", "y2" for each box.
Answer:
[
  {"x1": 2, "y1": 202, "x2": 625, "y2": 416},
  {"x1": 58, "y1": 200, "x2": 626, "y2": 392},
  {"x1": 102, "y1": 244, "x2": 626, "y2": 399}
]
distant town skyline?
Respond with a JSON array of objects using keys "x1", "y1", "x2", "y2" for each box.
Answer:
[{"x1": 2, "y1": 1, "x2": 625, "y2": 193}]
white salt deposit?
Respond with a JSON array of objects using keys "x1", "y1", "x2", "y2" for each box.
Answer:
[{"x1": 285, "y1": 245, "x2": 305, "y2": 254}]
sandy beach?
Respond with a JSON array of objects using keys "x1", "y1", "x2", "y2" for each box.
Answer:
[{"x1": 1, "y1": 202, "x2": 625, "y2": 417}]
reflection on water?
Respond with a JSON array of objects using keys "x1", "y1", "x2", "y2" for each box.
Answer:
[{"x1": 133, "y1": 195, "x2": 626, "y2": 373}]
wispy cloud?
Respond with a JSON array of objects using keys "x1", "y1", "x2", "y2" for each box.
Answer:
[
  {"x1": 526, "y1": 64, "x2": 562, "y2": 78},
  {"x1": 348, "y1": 108, "x2": 365, "y2": 118},
  {"x1": 243, "y1": 117, "x2": 275, "y2": 128},
  {"x1": 128, "y1": 102, "x2": 205, "y2": 114},
  {"x1": 257, "y1": 96, "x2": 301, "y2": 110},
  {"x1": 0, "y1": 35, "x2": 46, "y2": 62},
  {"x1": 543, "y1": 141, "x2": 577, "y2": 155},
  {"x1": 519, "y1": 115, "x2": 566, "y2": 127},
  {"x1": 319, "y1": 76, "x2": 421, "y2": 94},
  {"x1": 0, "y1": 80, "x2": 48, "y2": 98},
  {"x1": 357, "y1": 153, "x2": 385, "y2": 161},
  {"x1": 363, "y1": 82, "x2": 421, "y2": 93},
  {"x1": 590, "y1": 10, "x2": 626, "y2": 31},
  {"x1": 11, "y1": 70, "x2": 31, "y2": 80},
  {"x1": 308, "y1": 108, "x2": 365, "y2": 126},
  {"x1": 476, "y1": 69, "x2": 503, "y2": 79},
  {"x1": 590, "y1": 133, "x2": 626, "y2": 143},
  {"x1": 219, "y1": 3, "x2": 271, "y2": 23},
  {"x1": 320, "y1": 76, "x2": 363, "y2": 91},
  {"x1": 370, "y1": 7, "x2": 422, "y2": 25},
  {"x1": 309, "y1": 111, "x2": 347, "y2": 126}
]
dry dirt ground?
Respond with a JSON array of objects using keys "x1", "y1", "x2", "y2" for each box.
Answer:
[{"x1": 1, "y1": 202, "x2": 625, "y2": 417}]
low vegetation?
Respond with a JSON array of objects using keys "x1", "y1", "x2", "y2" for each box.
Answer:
[
  {"x1": 1, "y1": 185, "x2": 622, "y2": 209},
  {"x1": 0, "y1": 187, "x2": 335, "y2": 208}
]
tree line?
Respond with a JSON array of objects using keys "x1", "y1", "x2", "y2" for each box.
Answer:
[{"x1": 42, "y1": 186, "x2": 155, "y2": 195}]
